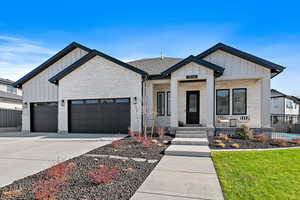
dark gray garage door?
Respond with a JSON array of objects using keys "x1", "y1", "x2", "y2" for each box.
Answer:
[
  {"x1": 69, "y1": 98, "x2": 130, "y2": 133},
  {"x1": 31, "y1": 102, "x2": 58, "y2": 132}
]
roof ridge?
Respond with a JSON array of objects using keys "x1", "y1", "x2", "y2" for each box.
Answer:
[{"x1": 127, "y1": 57, "x2": 182, "y2": 63}]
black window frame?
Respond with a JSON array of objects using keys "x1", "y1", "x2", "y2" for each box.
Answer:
[
  {"x1": 216, "y1": 89, "x2": 230, "y2": 115},
  {"x1": 157, "y1": 92, "x2": 165, "y2": 116},
  {"x1": 167, "y1": 91, "x2": 171, "y2": 116},
  {"x1": 232, "y1": 88, "x2": 247, "y2": 115}
]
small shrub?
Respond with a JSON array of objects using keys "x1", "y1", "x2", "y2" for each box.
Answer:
[
  {"x1": 34, "y1": 178, "x2": 67, "y2": 200},
  {"x1": 89, "y1": 165, "x2": 119, "y2": 184},
  {"x1": 269, "y1": 139, "x2": 289, "y2": 147},
  {"x1": 47, "y1": 162, "x2": 76, "y2": 180},
  {"x1": 112, "y1": 139, "x2": 124, "y2": 147},
  {"x1": 236, "y1": 125, "x2": 253, "y2": 140},
  {"x1": 253, "y1": 135, "x2": 269, "y2": 142},
  {"x1": 292, "y1": 139, "x2": 300, "y2": 144}
]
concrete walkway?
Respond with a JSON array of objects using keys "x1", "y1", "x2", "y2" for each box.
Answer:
[
  {"x1": 131, "y1": 155, "x2": 224, "y2": 200},
  {"x1": 0, "y1": 132, "x2": 125, "y2": 187}
]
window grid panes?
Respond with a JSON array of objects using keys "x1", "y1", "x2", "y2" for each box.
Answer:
[
  {"x1": 157, "y1": 92, "x2": 165, "y2": 116},
  {"x1": 216, "y1": 89, "x2": 230, "y2": 115},
  {"x1": 232, "y1": 88, "x2": 247, "y2": 115}
]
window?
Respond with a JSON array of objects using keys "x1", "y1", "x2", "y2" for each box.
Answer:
[
  {"x1": 157, "y1": 92, "x2": 165, "y2": 116},
  {"x1": 85, "y1": 99, "x2": 98, "y2": 104},
  {"x1": 232, "y1": 88, "x2": 247, "y2": 115},
  {"x1": 71, "y1": 100, "x2": 84, "y2": 104},
  {"x1": 7, "y1": 85, "x2": 17, "y2": 94},
  {"x1": 167, "y1": 91, "x2": 171, "y2": 116},
  {"x1": 216, "y1": 89, "x2": 230, "y2": 115},
  {"x1": 115, "y1": 98, "x2": 129, "y2": 103}
]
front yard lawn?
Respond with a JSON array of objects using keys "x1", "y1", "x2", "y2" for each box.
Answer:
[{"x1": 212, "y1": 149, "x2": 300, "y2": 200}]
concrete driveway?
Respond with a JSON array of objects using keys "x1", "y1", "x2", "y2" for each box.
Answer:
[{"x1": 0, "y1": 132, "x2": 125, "y2": 187}]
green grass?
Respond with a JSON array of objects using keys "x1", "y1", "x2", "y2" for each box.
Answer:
[{"x1": 212, "y1": 149, "x2": 300, "y2": 200}]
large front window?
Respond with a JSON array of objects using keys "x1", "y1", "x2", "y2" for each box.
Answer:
[
  {"x1": 216, "y1": 89, "x2": 230, "y2": 115},
  {"x1": 232, "y1": 88, "x2": 247, "y2": 115}
]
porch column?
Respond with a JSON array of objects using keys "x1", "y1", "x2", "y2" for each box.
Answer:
[
  {"x1": 170, "y1": 79, "x2": 178, "y2": 128},
  {"x1": 206, "y1": 76, "x2": 214, "y2": 128},
  {"x1": 261, "y1": 77, "x2": 271, "y2": 128},
  {"x1": 145, "y1": 81, "x2": 154, "y2": 127}
]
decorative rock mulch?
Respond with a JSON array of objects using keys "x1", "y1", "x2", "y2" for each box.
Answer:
[
  {"x1": 209, "y1": 137, "x2": 300, "y2": 149},
  {"x1": 0, "y1": 136, "x2": 172, "y2": 200}
]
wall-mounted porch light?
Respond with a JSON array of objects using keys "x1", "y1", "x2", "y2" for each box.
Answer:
[
  {"x1": 23, "y1": 102, "x2": 28, "y2": 109},
  {"x1": 61, "y1": 99, "x2": 65, "y2": 107},
  {"x1": 133, "y1": 97, "x2": 137, "y2": 104}
]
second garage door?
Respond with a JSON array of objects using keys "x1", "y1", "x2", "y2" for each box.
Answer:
[{"x1": 69, "y1": 98, "x2": 130, "y2": 133}]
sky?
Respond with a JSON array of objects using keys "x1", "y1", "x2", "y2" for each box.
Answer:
[{"x1": 0, "y1": 0, "x2": 299, "y2": 95}]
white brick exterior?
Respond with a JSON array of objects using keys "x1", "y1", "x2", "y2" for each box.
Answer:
[{"x1": 58, "y1": 55, "x2": 143, "y2": 133}]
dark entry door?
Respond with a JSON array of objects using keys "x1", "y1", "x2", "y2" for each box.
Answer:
[
  {"x1": 31, "y1": 102, "x2": 58, "y2": 132},
  {"x1": 69, "y1": 98, "x2": 130, "y2": 133},
  {"x1": 186, "y1": 91, "x2": 200, "y2": 124}
]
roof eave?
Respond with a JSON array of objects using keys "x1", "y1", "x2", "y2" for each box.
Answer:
[{"x1": 13, "y1": 42, "x2": 92, "y2": 88}]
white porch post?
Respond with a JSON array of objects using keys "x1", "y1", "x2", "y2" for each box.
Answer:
[
  {"x1": 170, "y1": 78, "x2": 178, "y2": 128},
  {"x1": 206, "y1": 76, "x2": 214, "y2": 128},
  {"x1": 261, "y1": 77, "x2": 271, "y2": 128},
  {"x1": 146, "y1": 81, "x2": 154, "y2": 127}
]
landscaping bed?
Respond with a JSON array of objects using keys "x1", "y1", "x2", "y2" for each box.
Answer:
[
  {"x1": 209, "y1": 136, "x2": 300, "y2": 149},
  {"x1": 210, "y1": 125, "x2": 300, "y2": 149},
  {"x1": 0, "y1": 135, "x2": 172, "y2": 200},
  {"x1": 212, "y1": 149, "x2": 300, "y2": 200}
]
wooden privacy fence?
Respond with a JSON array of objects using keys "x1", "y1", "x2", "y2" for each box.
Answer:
[
  {"x1": 271, "y1": 114, "x2": 300, "y2": 133},
  {"x1": 0, "y1": 109, "x2": 22, "y2": 128}
]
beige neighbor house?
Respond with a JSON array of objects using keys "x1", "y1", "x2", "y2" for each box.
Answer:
[
  {"x1": 13, "y1": 42, "x2": 285, "y2": 135},
  {"x1": 0, "y1": 78, "x2": 22, "y2": 110}
]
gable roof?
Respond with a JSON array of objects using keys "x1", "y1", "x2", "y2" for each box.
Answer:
[
  {"x1": 128, "y1": 57, "x2": 183, "y2": 75},
  {"x1": 13, "y1": 42, "x2": 92, "y2": 88},
  {"x1": 49, "y1": 50, "x2": 148, "y2": 84},
  {"x1": 271, "y1": 89, "x2": 300, "y2": 104},
  {"x1": 161, "y1": 55, "x2": 224, "y2": 76},
  {"x1": 196, "y1": 43, "x2": 285, "y2": 77}
]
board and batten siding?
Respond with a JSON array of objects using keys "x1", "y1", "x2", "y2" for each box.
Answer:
[
  {"x1": 203, "y1": 50, "x2": 271, "y2": 128},
  {"x1": 22, "y1": 48, "x2": 89, "y2": 132},
  {"x1": 58, "y1": 55, "x2": 143, "y2": 133}
]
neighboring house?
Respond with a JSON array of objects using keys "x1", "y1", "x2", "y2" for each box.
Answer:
[
  {"x1": 13, "y1": 42, "x2": 285, "y2": 134},
  {"x1": 271, "y1": 89, "x2": 300, "y2": 116},
  {"x1": 0, "y1": 78, "x2": 22, "y2": 110}
]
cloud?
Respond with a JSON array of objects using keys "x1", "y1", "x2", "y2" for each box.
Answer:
[{"x1": 0, "y1": 35, "x2": 55, "y2": 81}]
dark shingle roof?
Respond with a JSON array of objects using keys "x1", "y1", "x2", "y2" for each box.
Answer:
[
  {"x1": 271, "y1": 89, "x2": 300, "y2": 104},
  {"x1": 127, "y1": 57, "x2": 182, "y2": 75}
]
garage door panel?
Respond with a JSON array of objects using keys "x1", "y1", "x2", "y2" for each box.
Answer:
[
  {"x1": 69, "y1": 98, "x2": 130, "y2": 133},
  {"x1": 31, "y1": 102, "x2": 58, "y2": 132}
]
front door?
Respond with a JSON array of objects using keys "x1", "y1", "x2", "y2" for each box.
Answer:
[{"x1": 186, "y1": 91, "x2": 200, "y2": 124}]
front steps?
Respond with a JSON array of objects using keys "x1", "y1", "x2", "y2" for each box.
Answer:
[
  {"x1": 165, "y1": 127, "x2": 211, "y2": 157},
  {"x1": 164, "y1": 145, "x2": 211, "y2": 157},
  {"x1": 172, "y1": 138, "x2": 209, "y2": 145}
]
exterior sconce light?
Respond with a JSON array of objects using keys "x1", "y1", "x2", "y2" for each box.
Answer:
[
  {"x1": 133, "y1": 97, "x2": 137, "y2": 104},
  {"x1": 23, "y1": 102, "x2": 28, "y2": 109},
  {"x1": 61, "y1": 99, "x2": 65, "y2": 107}
]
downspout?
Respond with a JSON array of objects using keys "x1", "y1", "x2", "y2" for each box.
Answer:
[{"x1": 141, "y1": 77, "x2": 144, "y2": 133}]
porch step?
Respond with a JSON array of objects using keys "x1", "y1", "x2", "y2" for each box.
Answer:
[
  {"x1": 164, "y1": 145, "x2": 211, "y2": 157},
  {"x1": 176, "y1": 133, "x2": 207, "y2": 138},
  {"x1": 176, "y1": 130, "x2": 207, "y2": 135},
  {"x1": 176, "y1": 127, "x2": 209, "y2": 132},
  {"x1": 172, "y1": 138, "x2": 209, "y2": 145}
]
